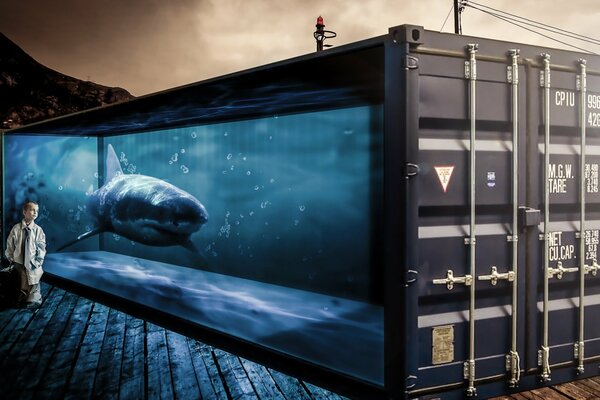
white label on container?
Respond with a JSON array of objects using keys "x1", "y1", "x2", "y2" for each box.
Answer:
[
  {"x1": 585, "y1": 163, "x2": 599, "y2": 193},
  {"x1": 585, "y1": 230, "x2": 599, "y2": 262},
  {"x1": 548, "y1": 231, "x2": 575, "y2": 261},
  {"x1": 435, "y1": 166, "x2": 454, "y2": 193},
  {"x1": 548, "y1": 163, "x2": 573, "y2": 193}
]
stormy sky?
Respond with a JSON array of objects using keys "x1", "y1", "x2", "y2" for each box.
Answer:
[{"x1": 1, "y1": 0, "x2": 599, "y2": 96}]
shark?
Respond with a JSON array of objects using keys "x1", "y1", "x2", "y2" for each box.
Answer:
[{"x1": 57, "y1": 144, "x2": 208, "y2": 253}]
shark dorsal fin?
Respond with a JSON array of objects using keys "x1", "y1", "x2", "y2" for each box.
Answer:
[{"x1": 106, "y1": 144, "x2": 123, "y2": 181}]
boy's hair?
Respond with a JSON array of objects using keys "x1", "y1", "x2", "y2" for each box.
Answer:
[{"x1": 22, "y1": 201, "x2": 38, "y2": 211}]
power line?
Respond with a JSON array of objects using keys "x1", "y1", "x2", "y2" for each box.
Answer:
[
  {"x1": 468, "y1": 0, "x2": 600, "y2": 46},
  {"x1": 440, "y1": 4, "x2": 454, "y2": 32},
  {"x1": 463, "y1": 2, "x2": 599, "y2": 55}
]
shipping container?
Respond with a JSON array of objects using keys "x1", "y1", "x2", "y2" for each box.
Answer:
[{"x1": 3, "y1": 24, "x2": 600, "y2": 399}]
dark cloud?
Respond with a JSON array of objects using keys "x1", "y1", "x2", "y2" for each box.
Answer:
[{"x1": 1, "y1": 0, "x2": 598, "y2": 95}]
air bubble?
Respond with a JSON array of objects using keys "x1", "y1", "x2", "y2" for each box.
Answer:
[
  {"x1": 246, "y1": 171, "x2": 251, "y2": 176},
  {"x1": 180, "y1": 148, "x2": 185, "y2": 154},
  {"x1": 254, "y1": 185, "x2": 260, "y2": 191},
  {"x1": 227, "y1": 153, "x2": 233, "y2": 160},
  {"x1": 171, "y1": 153, "x2": 178, "y2": 163},
  {"x1": 181, "y1": 165, "x2": 189, "y2": 174},
  {"x1": 299, "y1": 205, "x2": 306, "y2": 212},
  {"x1": 58, "y1": 186, "x2": 63, "y2": 191},
  {"x1": 191, "y1": 131, "x2": 197, "y2": 138},
  {"x1": 94, "y1": 172, "x2": 99, "y2": 178},
  {"x1": 270, "y1": 178, "x2": 275, "y2": 183}
]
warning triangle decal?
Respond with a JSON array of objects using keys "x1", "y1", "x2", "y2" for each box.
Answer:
[{"x1": 435, "y1": 166, "x2": 455, "y2": 193}]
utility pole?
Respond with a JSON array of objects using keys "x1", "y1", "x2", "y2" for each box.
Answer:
[{"x1": 454, "y1": 0, "x2": 463, "y2": 34}]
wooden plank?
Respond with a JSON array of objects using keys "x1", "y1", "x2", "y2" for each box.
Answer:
[
  {"x1": 530, "y1": 387, "x2": 571, "y2": 400},
  {"x1": 239, "y1": 357, "x2": 286, "y2": 400},
  {"x1": 514, "y1": 390, "x2": 546, "y2": 400},
  {"x1": 303, "y1": 381, "x2": 349, "y2": 400},
  {"x1": 213, "y1": 348, "x2": 257, "y2": 399},
  {"x1": 578, "y1": 378, "x2": 600, "y2": 394},
  {"x1": 553, "y1": 381, "x2": 597, "y2": 399},
  {"x1": 187, "y1": 338, "x2": 228, "y2": 400},
  {"x1": 268, "y1": 369, "x2": 311, "y2": 400},
  {"x1": 0, "y1": 286, "x2": 62, "y2": 364},
  {"x1": 146, "y1": 322, "x2": 173, "y2": 400},
  {"x1": 512, "y1": 393, "x2": 534, "y2": 400},
  {"x1": 92, "y1": 308, "x2": 127, "y2": 400},
  {"x1": 63, "y1": 302, "x2": 110, "y2": 400},
  {"x1": 33, "y1": 296, "x2": 94, "y2": 400},
  {"x1": 118, "y1": 315, "x2": 146, "y2": 400},
  {"x1": 166, "y1": 330, "x2": 201, "y2": 399},
  {"x1": 0, "y1": 288, "x2": 71, "y2": 395}
]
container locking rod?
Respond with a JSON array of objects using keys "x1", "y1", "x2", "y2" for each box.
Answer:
[
  {"x1": 466, "y1": 42, "x2": 478, "y2": 397},
  {"x1": 508, "y1": 48, "x2": 521, "y2": 387},
  {"x1": 540, "y1": 52, "x2": 552, "y2": 382},
  {"x1": 577, "y1": 58, "x2": 588, "y2": 375}
]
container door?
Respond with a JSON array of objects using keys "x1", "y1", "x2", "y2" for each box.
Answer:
[
  {"x1": 528, "y1": 54, "x2": 600, "y2": 380},
  {"x1": 414, "y1": 45, "x2": 526, "y2": 396}
]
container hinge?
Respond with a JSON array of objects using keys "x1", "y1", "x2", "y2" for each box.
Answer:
[
  {"x1": 403, "y1": 55, "x2": 419, "y2": 69},
  {"x1": 406, "y1": 269, "x2": 418, "y2": 286},
  {"x1": 404, "y1": 162, "x2": 420, "y2": 179}
]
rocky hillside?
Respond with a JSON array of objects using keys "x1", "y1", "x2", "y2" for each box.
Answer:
[{"x1": 0, "y1": 32, "x2": 134, "y2": 129}]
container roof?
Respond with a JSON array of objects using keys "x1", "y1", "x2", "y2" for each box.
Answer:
[{"x1": 8, "y1": 37, "x2": 385, "y2": 136}]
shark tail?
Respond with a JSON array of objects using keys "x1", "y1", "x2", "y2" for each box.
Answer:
[{"x1": 56, "y1": 227, "x2": 103, "y2": 252}]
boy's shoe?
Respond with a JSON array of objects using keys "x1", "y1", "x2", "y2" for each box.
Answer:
[{"x1": 16, "y1": 301, "x2": 41, "y2": 309}]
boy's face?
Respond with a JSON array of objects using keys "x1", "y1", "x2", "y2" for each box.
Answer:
[{"x1": 23, "y1": 204, "x2": 39, "y2": 223}]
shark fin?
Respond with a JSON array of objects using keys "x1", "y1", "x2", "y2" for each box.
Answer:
[
  {"x1": 106, "y1": 144, "x2": 124, "y2": 181},
  {"x1": 182, "y1": 240, "x2": 209, "y2": 267},
  {"x1": 56, "y1": 227, "x2": 103, "y2": 252}
]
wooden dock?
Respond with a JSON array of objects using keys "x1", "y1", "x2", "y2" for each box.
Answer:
[
  {"x1": 0, "y1": 283, "x2": 348, "y2": 400},
  {"x1": 490, "y1": 377, "x2": 600, "y2": 400},
  {"x1": 4, "y1": 282, "x2": 600, "y2": 400}
]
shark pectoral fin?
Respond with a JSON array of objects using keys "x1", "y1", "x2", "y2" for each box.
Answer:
[
  {"x1": 56, "y1": 227, "x2": 103, "y2": 252},
  {"x1": 182, "y1": 240, "x2": 209, "y2": 267}
]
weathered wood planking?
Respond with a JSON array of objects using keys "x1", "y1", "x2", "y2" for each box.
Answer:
[
  {"x1": 92, "y1": 307, "x2": 127, "y2": 399},
  {"x1": 0, "y1": 283, "x2": 348, "y2": 400}
]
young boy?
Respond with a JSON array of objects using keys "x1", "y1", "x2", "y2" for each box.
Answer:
[{"x1": 5, "y1": 201, "x2": 46, "y2": 308}]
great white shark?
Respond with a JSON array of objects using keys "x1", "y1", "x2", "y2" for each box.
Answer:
[{"x1": 57, "y1": 144, "x2": 208, "y2": 253}]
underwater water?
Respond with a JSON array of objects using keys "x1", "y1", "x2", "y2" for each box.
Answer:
[{"x1": 3, "y1": 104, "x2": 384, "y2": 382}]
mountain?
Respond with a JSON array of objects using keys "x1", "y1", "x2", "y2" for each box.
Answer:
[{"x1": 0, "y1": 32, "x2": 134, "y2": 129}]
